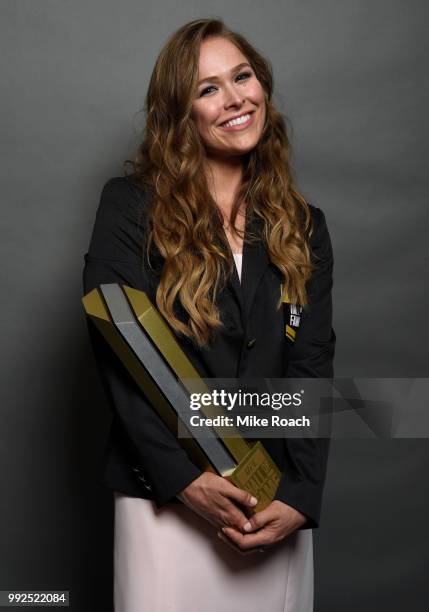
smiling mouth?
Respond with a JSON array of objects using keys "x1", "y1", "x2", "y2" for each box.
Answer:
[{"x1": 219, "y1": 111, "x2": 255, "y2": 130}]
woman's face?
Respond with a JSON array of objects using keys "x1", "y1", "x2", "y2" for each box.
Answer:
[{"x1": 191, "y1": 36, "x2": 266, "y2": 160}]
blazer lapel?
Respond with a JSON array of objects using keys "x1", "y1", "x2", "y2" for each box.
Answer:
[
  {"x1": 222, "y1": 210, "x2": 271, "y2": 321},
  {"x1": 228, "y1": 253, "x2": 244, "y2": 310},
  {"x1": 241, "y1": 213, "x2": 270, "y2": 319}
]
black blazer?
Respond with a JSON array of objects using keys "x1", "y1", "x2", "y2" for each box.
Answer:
[{"x1": 82, "y1": 176, "x2": 335, "y2": 529}]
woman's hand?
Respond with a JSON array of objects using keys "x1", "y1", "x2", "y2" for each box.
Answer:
[
  {"x1": 218, "y1": 500, "x2": 307, "y2": 554},
  {"x1": 176, "y1": 472, "x2": 258, "y2": 531}
]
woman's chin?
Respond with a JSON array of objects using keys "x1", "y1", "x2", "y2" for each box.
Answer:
[{"x1": 206, "y1": 142, "x2": 260, "y2": 160}]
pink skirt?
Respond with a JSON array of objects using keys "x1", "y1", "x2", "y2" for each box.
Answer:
[{"x1": 113, "y1": 492, "x2": 314, "y2": 612}]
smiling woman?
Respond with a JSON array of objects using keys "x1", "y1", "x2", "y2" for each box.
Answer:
[
  {"x1": 83, "y1": 16, "x2": 335, "y2": 612},
  {"x1": 192, "y1": 40, "x2": 266, "y2": 156}
]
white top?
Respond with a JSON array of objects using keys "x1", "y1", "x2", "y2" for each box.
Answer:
[{"x1": 232, "y1": 252, "x2": 243, "y2": 281}]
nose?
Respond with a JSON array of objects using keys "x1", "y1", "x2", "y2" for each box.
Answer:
[{"x1": 223, "y1": 82, "x2": 244, "y2": 109}]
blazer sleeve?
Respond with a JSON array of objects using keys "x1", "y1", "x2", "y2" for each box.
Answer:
[
  {"x1": 274, "y1": 206, "x2": 336, "y2": 529},
  {"x1": 82, "y1": 177, "x2": 203, "y2": 507}
]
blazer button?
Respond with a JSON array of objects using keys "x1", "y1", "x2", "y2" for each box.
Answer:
[
  {"x1": 138, "y1": 476, "x2": 152, "y2": 491},
  {"x1": 247, "y1": 338, "x2": 256, "y2": 348},
  {"x1": 136, "y1": 472, "x2": 152, "y2": 489}
]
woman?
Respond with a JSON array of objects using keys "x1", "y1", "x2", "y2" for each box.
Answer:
[{"x1": 83, "y1": 17, "x2": 335, "y2": 612}]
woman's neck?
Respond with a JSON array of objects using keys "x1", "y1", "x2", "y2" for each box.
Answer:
[
  {"x1": 205, "y1": 156, "x2": 246, "y2": 256},
  {"x1": 205, "y1": 156, "x2": 244, "y2": 216}
]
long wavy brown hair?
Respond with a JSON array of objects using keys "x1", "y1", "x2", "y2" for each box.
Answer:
[{"x1": 124, "y1": 18, "x2": 315, "y2": 348}]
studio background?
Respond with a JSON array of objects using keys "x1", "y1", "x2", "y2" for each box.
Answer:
[{"x1": 1, "y1": 1, "x2": 428, "y2": 610}]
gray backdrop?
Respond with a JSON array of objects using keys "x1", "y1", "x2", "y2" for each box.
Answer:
[{"x1": 1, "y1": 1, "x2": 428, "y2": 610}]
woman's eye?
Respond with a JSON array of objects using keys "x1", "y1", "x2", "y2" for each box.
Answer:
[
  {"x1": 199, "y1": 72, "x2": 253, "y2": 97},
  {"x1": 199, "y1": 85, "x2": 216, "y2": 97},
  {"x1": 236, "y1": 71, "x2": 252, "y2": 82}
]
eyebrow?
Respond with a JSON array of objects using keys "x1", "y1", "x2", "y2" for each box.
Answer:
[{"x1": 197, "y1": 62, "x2": 251, "y2": 87}]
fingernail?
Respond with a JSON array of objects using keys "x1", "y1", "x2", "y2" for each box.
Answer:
[
  {"x1": 250, "y1": 496, "x2": 258, "y2": 506},
  {"x1": 221, "y1": 527, "x2": 226, "y2": 533},
  {"x1": 243, "y1": 522, "x2": 252, "y2": 532},
  {"x1": 217, "y1": 531, "x2": 222, "y2": 538}
]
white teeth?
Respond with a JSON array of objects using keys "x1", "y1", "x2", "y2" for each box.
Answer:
[{"x1": 222, "y1": 113, "x2": 251, "y2": 128}]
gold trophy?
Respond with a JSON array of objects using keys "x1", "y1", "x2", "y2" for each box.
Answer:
[{"x1": 82, "y1": 284, "x2": 281, "y2": 512}]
